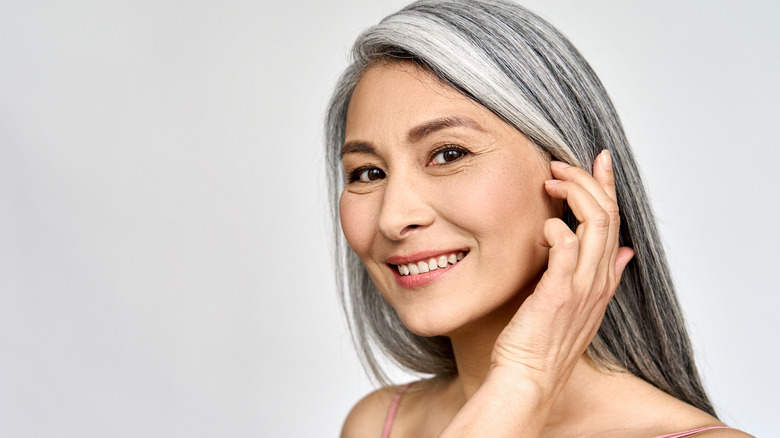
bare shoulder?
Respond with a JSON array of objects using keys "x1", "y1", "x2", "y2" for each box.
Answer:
[
  {"x1": 587, "y1": 369, "x2": 753, "y2": 438},
  {"x1": 633, "y1": 388, "x2": 754, "y2": 437},
  {"x1": 340, "y1": 386, "x2": 399, "y2": 438}
]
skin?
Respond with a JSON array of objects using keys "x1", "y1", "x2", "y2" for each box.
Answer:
[{"x1": 338, "y1": 61, "x2": 752, "y2": 438}]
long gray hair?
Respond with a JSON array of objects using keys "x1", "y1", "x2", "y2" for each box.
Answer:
[{"x1": 325, "y1": 0, "x2": 715, "y2": 415}]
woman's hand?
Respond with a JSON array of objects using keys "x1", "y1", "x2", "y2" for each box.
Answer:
[
  {"x1": 439, "y1": 151, "x2": 634, "y2": 438},
  {"x1": 490, "y1": 150, "x2": 634, "y2": 402}
]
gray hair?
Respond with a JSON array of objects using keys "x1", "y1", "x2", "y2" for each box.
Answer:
[{"x1": 325, "y1": 0, "x2": 715, "y2": 415}]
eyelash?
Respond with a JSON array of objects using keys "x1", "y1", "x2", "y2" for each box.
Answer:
[
  {"x1": 346, "y1": 145, "x2": 470, "y2": 183},
  {"x1": 428, "y1": 144, "x2": 469, "y2": 165},
  {"x1": 347, "y1": 166, "x2": 385, "y2": 183}
]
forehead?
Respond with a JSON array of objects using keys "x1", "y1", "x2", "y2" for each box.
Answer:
[
  {"x1": 344, "y1": 61, "x2": 505, "y2": 140},
  {"x1": 351, "y1": 61, "x2": 458, "y2": 107}
]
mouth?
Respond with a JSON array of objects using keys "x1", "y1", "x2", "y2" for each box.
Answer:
[{"x1": 389, "y1": 250, "x2": 468, "y2": 276}]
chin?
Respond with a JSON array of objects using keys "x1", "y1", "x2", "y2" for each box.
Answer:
[
  {"x1": 395, "y1": 307, "x2": 472, "y2": 338},
  {"x1": 392, "y1": 284, "x2": 535, "y2": 341},
  {"x1": 403, "y1": 323, "x2": 454, "y2": 339}
]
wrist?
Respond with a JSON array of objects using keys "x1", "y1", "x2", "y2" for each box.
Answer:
[{"x1": 484, "y1": 365, "x2": 555, "y2": 413}]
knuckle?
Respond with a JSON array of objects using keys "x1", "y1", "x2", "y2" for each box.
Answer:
[
  {"x1": 590, "y1": 210, "x2": 611, "y2": 230},
  {"x1": 547, "y1": 290, "x2": 572, "y2": 310},
  {"x1": 544, "y1": 217, "x2": 566, "y2": 231},
  {"x1": 611, "y1": 212, "x2": 621, "y2": 227},
  {"x1": 559, "y1": 234, "x2": 579, "y2": 249},
  {"x1": 594, "y1": 280, "x2": 610, "y2": 298},
  {"x1": 603, "y1": 200, "x2": 620, "y2": 217},
  {"x1": 604, "y1": 201, "x2": 621, "y2": 228}
]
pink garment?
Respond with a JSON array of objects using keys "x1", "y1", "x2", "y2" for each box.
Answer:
[
  {"x1": 379, "y1": 384, "x2": 734, "y2": 438},
  {"x1": 380, "y1": 383, "x2": 413, "y2": 438},
  {"x1": 652, "y1": 425, "x2": 735, "y2": 437}
]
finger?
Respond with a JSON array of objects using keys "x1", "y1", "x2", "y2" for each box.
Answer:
[
  {"x1": 550, "y1": 157, "x2": 621, "y2": 282},
  {"x1": 544, "y1": 179, "x2": 610, "y2": 283},
  {"x1": 550, "y1": 158, "x2": 616, "y2": 212},
  {"x1": 592, "y1": 150, "x2": 618, "y2": 204},
  {"x1": 544, "y1": 177, "x2": 609, "y2": 225},
  {"x1": 540, "y1": 218, "x2": 579, "y2": 285},
  {"x1": 592, "y1": 150, "x2": 620, "y2": 280}
]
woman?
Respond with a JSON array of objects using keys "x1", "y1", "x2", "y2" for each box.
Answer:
[{"x1": 325, "y1": 1, "x2": 752, "y2": 436}]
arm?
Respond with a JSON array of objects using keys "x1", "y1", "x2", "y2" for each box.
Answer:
[{"x1": 440, "y1": 150, "x2": 634, "y2": 437}]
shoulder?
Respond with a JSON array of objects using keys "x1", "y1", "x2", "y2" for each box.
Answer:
[
  {"x1": 694, "y1": 428, "x2": 755, "y2": 437},
  {"x1": 584, "y1": 369, "x2": 752, "y2": 438},
  {"x1": 340, "y1": 386, "x2": 400, "y2": 438}
]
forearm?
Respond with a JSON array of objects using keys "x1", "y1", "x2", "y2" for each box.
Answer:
[{"x1": 438, "y1": 367, "x2": 554, "y2": 438}]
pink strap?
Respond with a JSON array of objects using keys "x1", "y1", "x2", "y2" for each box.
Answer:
[
  {"x1": 380, "y1": 383, "x2": 414, "y2": 438},
  {"x1": 653, "y1": 425, "x2": 735, "y2": 438}
]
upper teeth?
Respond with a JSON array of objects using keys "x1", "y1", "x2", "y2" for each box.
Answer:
[{"x1": 396, "y1": 251, "x2": 466, "y2": 276}]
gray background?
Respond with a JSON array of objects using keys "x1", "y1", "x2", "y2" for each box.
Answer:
[{"x1": 1, "y1": 0, "x2": 776, "y2": 436}]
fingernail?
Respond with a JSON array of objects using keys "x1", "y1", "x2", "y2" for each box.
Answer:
[
  {"x1": 550, "y1": 161, "x2": 570, "y2": 169},
  {"x1": 600, "y1": 150, "x2": 612, "y2": 170},
  {"x1": 544, "y1": 179, "x2": 561, "y2": 185}
]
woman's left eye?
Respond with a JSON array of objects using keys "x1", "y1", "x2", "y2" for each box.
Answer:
[{"x1": 429, "y1": 146, "x2": 468, "y2": 165}]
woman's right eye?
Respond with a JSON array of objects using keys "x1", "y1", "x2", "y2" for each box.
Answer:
[{"x1": 349, "y1": 166, "x2": 386, "y2": 183}]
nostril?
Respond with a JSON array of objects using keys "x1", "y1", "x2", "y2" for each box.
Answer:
[{"x1": 400, "y1": 224, "x2": 421, "y2": 235}]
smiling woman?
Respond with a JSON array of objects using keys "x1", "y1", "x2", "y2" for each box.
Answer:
[
  {"x1": 324, "y1": 1, "x2": 753, "y2": 437},
  {"x1": 340, "y1": 62, "x2": 556, "y2": 338}
]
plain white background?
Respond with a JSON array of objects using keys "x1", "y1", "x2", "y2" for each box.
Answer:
[{"x1": 1, "y1": 0, "x2": 777, "y2": 436}]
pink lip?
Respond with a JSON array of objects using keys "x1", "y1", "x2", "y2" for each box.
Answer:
[
  {"x1": 387, "y1": 249, "x2": 469, "y2": 289},
  {"x1": 386, "y1": 248, "x2": 468, "y2": 265}
]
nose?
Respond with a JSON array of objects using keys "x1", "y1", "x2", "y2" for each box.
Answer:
[{"x1": 377, "y1": 172, "x2": 435, "y2": 241}]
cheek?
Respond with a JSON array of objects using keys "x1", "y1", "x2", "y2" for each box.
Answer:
[
  {"x1": 339, "y1": 193, "x2": 376, "y2": 256},
  {"x1": 450, "y1": 167, "x2": 551, "y2": 237},
  {"x1": 445, "y1": 161, "x2": 554, "y2": 277}
]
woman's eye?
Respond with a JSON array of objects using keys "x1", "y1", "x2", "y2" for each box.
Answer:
[
  {"x1": 429, "y1": 147, "x2": 467, "y2": 165},
  {"x1": 350, "y1": 167, "x2": 386, "y2": 183}
]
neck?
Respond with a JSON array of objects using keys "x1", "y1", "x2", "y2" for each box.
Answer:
[
  {"x1": 447, "y1": 318, "x2": 504, "y2": 400},
  {"x1": 446, "y1": 288, "x2": 527, "y2": 401}
]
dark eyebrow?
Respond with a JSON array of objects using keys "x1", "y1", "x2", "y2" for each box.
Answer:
[
  {"x1": 407, "y1": 116, "x2": 485, "y2": 143},
  {"x1": 340, "y1": 141, "x2": 375, "y2": 159},
  {"x1": 340, "y1": 116, "x2": 484, "y2": 159}
]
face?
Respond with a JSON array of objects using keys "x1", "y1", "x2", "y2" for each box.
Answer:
[{"x1": 339, "y1": 61, "x2": 559, "y2": 338}]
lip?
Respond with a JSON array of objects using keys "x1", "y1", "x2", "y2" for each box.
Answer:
[
  {"x1": 386, "y1": 248, "x2": 469, "y2": 265},
  {"x1": 387, "y1": 248, "x2": 469, "y2": 289}
]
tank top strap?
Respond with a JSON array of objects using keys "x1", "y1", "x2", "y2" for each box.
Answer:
[
  {"x1": 380, "y1": 382, "x2": 414, "y2": 438},
  {"x1": 652, "y1": 425, "x2": 736, "y2": 438}
]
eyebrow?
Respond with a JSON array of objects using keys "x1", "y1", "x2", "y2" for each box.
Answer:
[
  {"x1": 340, "y1": 141, "x2": 375, "y2": 159},
  {"x1": 406, "y1": 115, "x2": 485, "y2": 143},
  {"x1": 340, "y1": 115, "x2": 485, "y2": 159}
]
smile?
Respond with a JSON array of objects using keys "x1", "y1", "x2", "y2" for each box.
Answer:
[{"x1": 392, "y1": 251, "x2": 466, "y2": 276}]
